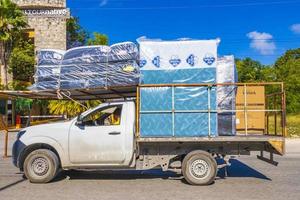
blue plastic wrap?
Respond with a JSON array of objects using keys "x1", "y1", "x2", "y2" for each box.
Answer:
[
  {"x1": 140, "y1": 113, "x2": 173, "y2": 137},
  {"x1": 140, "y1": 86, "x2": 217, "y2": 137},
  {"x1": 141, "y1": 68, "x2": 216, "y2": 84},
  {"x1": 175, "y1": 113, "x2": 217, "y2": 137},
  {"x1": 140, "y1": 87, "x2": 172, "y2": 111}
]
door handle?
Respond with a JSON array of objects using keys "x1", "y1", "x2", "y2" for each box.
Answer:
[{"x1": 108, "y1": 131, "x2": 121, "y2": 135}]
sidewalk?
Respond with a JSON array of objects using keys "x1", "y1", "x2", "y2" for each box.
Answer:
[{"x1": 285, "y1": 138, "x2": 300, "y2": 154}]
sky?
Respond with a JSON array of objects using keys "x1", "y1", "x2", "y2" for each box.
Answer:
[{"x1": 67, "y1": 0, "x2": 300, "y2": 65}]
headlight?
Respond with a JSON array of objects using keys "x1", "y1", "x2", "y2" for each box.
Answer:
[{"x1": 16, "y1": 130, "x2": 26, "y2": 140}]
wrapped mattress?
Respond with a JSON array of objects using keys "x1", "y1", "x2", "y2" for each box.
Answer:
[
  {"x1": 29, "y1": 49, "x2": 65, "y2": 90},
  {"x1": 140, "y1": 86, "x2": 217, "y2": 137},
  {"x1": 59, "y1": 60, "x2": 140, "y2": 89},
  {"x1": 138, "y1": 38, "x2": 219, "y2": 137},
  {"x1": 138, "y1": 38, "x2": 219, "y2": 84},
  {"x1": 37, "y1": 49, "x2": 66, "y2": 65},
  {"x1": 30, "y1": 42, "x2": 140, "y2": 91}
]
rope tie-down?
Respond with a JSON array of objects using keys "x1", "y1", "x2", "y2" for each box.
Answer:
[{"x1": 56, "y1": 90, "x2": 88, "y2": 109}]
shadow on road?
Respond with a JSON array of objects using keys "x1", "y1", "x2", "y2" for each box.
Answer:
[
  {"x1": 0, "y1": 178, "x2": 26, "y2": 192},
  {"x1": 56, "y1": 169, "x2": 181, "y2": 182},
  {"x1": 54, "y1": 159, "x2": 270, "y2": 182},
  {"x1": 217, "y1": 159, "x2": 271, "y2": 180}
]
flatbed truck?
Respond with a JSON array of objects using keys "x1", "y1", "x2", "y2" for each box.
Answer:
[{"x1": 9, "y1": 83, "x2": 286, "y2": 185}]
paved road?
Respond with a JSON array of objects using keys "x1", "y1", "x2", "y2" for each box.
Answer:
[{"x1": 1, "y1": 132, "x2": 300, "y2": 200}]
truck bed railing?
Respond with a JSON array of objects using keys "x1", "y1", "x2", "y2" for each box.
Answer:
[{"x1": 136, "y1": 82, "x2": 286, "y2": 138}]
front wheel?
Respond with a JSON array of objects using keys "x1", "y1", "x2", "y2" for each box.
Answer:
[
  {"x1": 23, "y1": 149, "x2": 59, "y2": 183},
  {"x1": 182, "y1": 150, "x2": 217, "y2": 185}
]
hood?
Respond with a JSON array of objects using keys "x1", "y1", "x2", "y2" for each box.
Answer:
[{"x1": 20, "y1": 120, "x2": 74, "y2": 140}]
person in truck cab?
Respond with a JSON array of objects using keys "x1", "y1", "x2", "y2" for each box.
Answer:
[
  {"x1": 109, "y1": 108, "x2": 121, "y2": 125},
  {"x1": 79, "y1": 105, "x2": 122, "y2": 126}
]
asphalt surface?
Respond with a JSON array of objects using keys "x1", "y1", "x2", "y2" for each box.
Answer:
[{"x1": 1, "y1": 131, "x2": 300, "y2": 200}]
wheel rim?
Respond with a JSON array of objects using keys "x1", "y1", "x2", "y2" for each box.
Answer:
[
  {"x1": 189, "y1": 159, "x2": 211, "y2": 179},
  {"x1": 31, "y1": 157, "x2": 49, "y2": 176}
]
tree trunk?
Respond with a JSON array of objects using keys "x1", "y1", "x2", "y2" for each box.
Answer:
[
  {"x1": 1, "y1": 41, "x2": 11, "y2": 89},
  {"x1": 3, "y1": 58, "x2": 8, "y2": 89}
]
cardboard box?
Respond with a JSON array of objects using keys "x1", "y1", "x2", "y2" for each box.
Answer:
[{"x1": 236, "y1": 86, "x2": 265, "y2": 132}]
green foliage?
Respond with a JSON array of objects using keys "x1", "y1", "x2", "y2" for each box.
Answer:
[
  {"x1": 286, "y1": 113, "x2": 300, "y2": 137},
  {"x1": 66, "y1": 16, "x2": 89, "y2": 49},
  {"x1": 66, "y1": 16, "x2": 109, "y2": 48},
  {"x1": 48, "y1": 100, "x2": 101, "y2": 118},
  {"x1": 7, "y1": 80, "x2": 31, "y2": 90},
  {"x1": 0, "y1": 0, "x2": 27, "y2": 41},
  {"x1": 274, "y1": 49, "x2": 300, "y2": 113},
  {"x1": 235, "y1": 58, "x2": 274, "y2": 82},
  {"x1": 0, "y1": 0, "x2": 27, "y2": 87},
  {"x1": 15, "y1": 97, "x2": 32, "y2": 115},
  {"x1": 8, "y1": 38, "x2": 35, "y2": 82},
  {"x1": 87, "y1": 32, "x2": 109, "y2": 45}
]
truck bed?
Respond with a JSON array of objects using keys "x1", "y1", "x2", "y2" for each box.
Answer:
[
  {"x1": 137, "y1": 134, "x2": 284, "y2": 143},
  {"x1": 137, "y1": 134, "x2": 285, "y2": 156}
]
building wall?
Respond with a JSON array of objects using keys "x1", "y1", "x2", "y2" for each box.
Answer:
[
  {"x1": 13, "y1": 0, "x2": 69, "y2": 51},
  {"x1": 13, "y1": 0, "x2": 66, "y2": 9},
  {"x1": 26, "y1": 16, "x2": 67, "y2": 51}
]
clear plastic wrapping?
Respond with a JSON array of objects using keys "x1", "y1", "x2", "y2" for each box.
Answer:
[
  {"x1": 29, "y1": 49, "x2": 65, "y2": 91},
  {"x1": 216, "y1": 55, "x2": 238, "y2": 136},
  {"x1": 59, "y1": 61, "x2": 140, "y2": 89},
  {"x1": 30, "y1": 42, "x2": 140, "y2": 91},
  {"x1": 37, "y1": 49, "x2": 65, "y2": 65}
]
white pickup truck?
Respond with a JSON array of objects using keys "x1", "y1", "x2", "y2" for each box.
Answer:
[{"x1": 12, "y1": 100, "x2": 285, "y2": 185}]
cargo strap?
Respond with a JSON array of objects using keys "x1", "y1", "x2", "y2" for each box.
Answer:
[{"x1": 56, "y1": 90, "x2": 88, "y2": 109}]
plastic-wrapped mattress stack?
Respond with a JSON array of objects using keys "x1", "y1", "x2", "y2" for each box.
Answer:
[
  {"x1": 138, "y1": 38, "x2": 219, "y2": 137},
  {"x1": 59, "y1": 42, "x2": 140, "y2": 89},
  {"x1": 30, "y1": 49, "x2": 65, "y2": 90},
  {"x1": 30, "y1": 42, "x2": 140, "y2": 91}
]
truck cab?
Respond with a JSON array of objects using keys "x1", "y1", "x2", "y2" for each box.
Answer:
[{"x1": 13, "y1": 101, "x2": 136, "y2": 182}]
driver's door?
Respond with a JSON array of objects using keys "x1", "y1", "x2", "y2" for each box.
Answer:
[{"x1": 68, "y1": 104, "x2": 126, "y2": 165}]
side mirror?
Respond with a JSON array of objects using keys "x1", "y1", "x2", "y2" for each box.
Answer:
[{"x1": 76, "y1": 115, "x2": 84, "y2": 126}]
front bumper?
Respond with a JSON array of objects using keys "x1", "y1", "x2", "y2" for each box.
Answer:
[{"x1": 12, "y1": 139, "x2": 26, "y2": 168}]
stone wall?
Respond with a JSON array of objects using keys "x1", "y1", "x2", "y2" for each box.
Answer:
[
  {"x1": 13, "y1": 0, "x2": 66, "y2": 8},
  {"x1": 13, "y1": 0, "x2": 69, "y2": 51},
  {"x1": 27, "y1": 17, "x2": 67, "y2": 51}
]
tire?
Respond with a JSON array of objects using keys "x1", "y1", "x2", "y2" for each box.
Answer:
[
  {"x1": 182, "y1": 150, "x2": 217, "y2": 185},
  {"x1": 23, "y1": 149, "x2": 59, "y2": 183}
]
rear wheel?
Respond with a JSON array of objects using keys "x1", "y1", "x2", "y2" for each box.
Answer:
[
  {"x1": 24, "y1": 149, "x2": 59, "y2": 183},
  {"x1": 182, "y1": 150, "x2": 217, "y2": 185}
]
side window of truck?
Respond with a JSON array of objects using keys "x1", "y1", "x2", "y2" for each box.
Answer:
[{"x1": 82, "y1": 105, "x2": 122, "y2": 126}]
